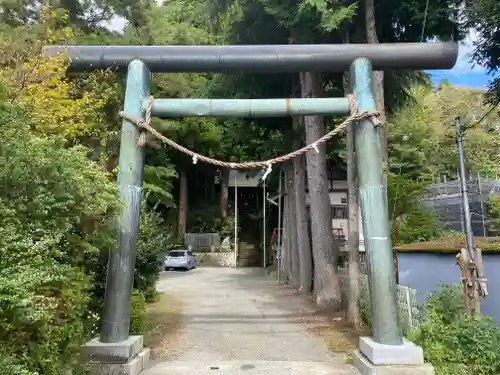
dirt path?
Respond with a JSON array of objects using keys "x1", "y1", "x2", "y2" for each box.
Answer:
[{"x1": 144, "y1": 267, "x2": 360, "y2": 375}]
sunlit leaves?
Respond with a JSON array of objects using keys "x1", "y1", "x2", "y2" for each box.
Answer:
[
  {"x1": 388, "y1": 83, "x2": 500, "y2": 179},
  {"x1": 388, "y1": 173, "x2": 440, "y2": 244},
  {"x1": 14, "y1": 55, "x2": 117, "y2": 139},
  {"x1": 143, "y1": 165, "x2": 178, "y2": 208},
  {"x1": 1, "y1": 11, "x2": 119, "y2": 141}
]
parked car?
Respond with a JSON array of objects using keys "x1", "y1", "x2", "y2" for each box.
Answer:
[{"x1": 164, "y1": 249, "x2": 196, "y2": 271}]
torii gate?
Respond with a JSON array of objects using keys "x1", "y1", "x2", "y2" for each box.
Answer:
[{"x1": 44, "y1": 43, "x2": 458, "y2": 375}]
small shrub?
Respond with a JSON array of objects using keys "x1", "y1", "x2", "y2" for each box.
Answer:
[
  {"x1": 409, "y1": 284, "x2": 500, "y2": 375},
  {"x1": 359, "y1": 286, "x2": 372, "y2": 330},
  {"x1": 0, "y1": 356, "x2": 37, "y2": 375},
  {"x1": 130, "y1": 291, "x2": 147, "y2": 335},
  {"x1": 134, "y1": 208, "x2": 171, "y2": 302}
]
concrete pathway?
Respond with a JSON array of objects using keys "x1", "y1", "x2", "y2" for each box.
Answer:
[{"x1": 144, "y1": 267, "x2": 360, "y2": 375}]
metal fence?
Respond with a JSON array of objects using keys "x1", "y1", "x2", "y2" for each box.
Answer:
[
  {"x1": 337, "y1": 266, "x2": 420, "y2": 334},
  {"x1": 396, "y1": 285, "x2": 420, "y2": 333},
  {"x1": 420, "y1": 175, "x2": 500, "y2": 237},
  {"x1": 184, "y1": 233, "x2": 220, "y2": 249}
]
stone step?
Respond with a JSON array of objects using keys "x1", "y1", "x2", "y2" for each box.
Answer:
[{"x1": 143, "y1": 360, "x2": 360, "y2": 375}]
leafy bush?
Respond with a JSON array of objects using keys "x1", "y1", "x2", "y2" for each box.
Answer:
[
  {"x1": 187, "y1": 202, "x2": 236, "y2": 238},
  {"x1": 487, "y1": 195, "x2": 500, "y2": 236},
  {"x1": 0, "y1": 18, "x2": 174, "y2": 374},
  {"x1": 388, "y1": 174, "x2": 441, "y2": 245},
  {"x1": 409, "y1": 284, "x2": 500, "y2": 375},
  {"x1": 359, "y1": 286, "x2": 372, "y2": 330},
  {"x1": 130, "y1": 291, "x2": 147, "y2": 335},
  {"x1": 0, "y1": 100, "x2": 173, "y2": 374},
  {"x1": 0, "y1": 102, "x2": 120, "y2": 374},
  {"x1": 134, "y1": 208, "x2": 171, "y2": 301}
]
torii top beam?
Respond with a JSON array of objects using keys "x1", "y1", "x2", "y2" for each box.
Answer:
[{"x1": 43, "y1": 43, "x2": 458, "y2": 73}]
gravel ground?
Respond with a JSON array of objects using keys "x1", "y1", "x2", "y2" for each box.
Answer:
[{"x1": 144, "y1": 267, "x2": 360, "y2": 375}]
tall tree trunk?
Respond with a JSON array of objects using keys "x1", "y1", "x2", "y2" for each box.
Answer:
[
  {"x1": 365, "y1": 0, "x2": 388, "y2": 178},
  {"x1": 344, "y1": 83, "x2": 362, "y2": 328},
  {"x1": 287, "y1": 163, "x2": 301, "y2": 288},
  {"x1": 343, "y1": 37, "x2": 362, "y2": 328},
  {"x1": 178, "y1": 170, "x2": 188, "y2": 239},
  {"x1": 282, "y1": 174, "x2": 290, "y2": 282},
  {"x1": 220, "y1": 169, "x2": 229, "y2": 218},
  {"x1": 293, "y1": 117, "x2": 313, "y2": 293},
  {"x1": 346, "y1": 125, "x2": 362, "y2": 328},
  {"x1": 301, "y1": 71, "x2": 342, "y2": 309}
]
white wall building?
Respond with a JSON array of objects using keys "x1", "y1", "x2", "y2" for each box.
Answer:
[
  {"x1": 227, "y1": 164, "x2": 365, "y2": 252},
  {"x1": 303, "y1": 164, "x2": 365, "y2": 252}
]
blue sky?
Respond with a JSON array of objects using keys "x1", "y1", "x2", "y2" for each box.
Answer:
[
  {"x1": 106, "y1": 17, "x2": 495, "y2": 89},
  {"x1": 427, "y1": 31, "x2": 497, "y2": 89}
]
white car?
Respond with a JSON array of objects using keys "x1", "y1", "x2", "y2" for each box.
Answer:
[{"x1": 164, "y1": 249, "x2": 196, "y2": 271}]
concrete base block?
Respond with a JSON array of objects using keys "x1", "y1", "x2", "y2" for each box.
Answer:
[
  {"x1": 359, "y1": 337, "x2": 424, "y2": 365},
  {"x1": 137, "y1": 348, "x2": 152, "y2": 370},
  {"x1": 83, "y1": 335, "x2": 151, "y2": 375},
  {"x1": 353, "y1": 350, "x2": 435, "y2": 375},
  {"x1": 88, "y1": 348, "x2": 151, "y2": 375},
  {"x1": 83, "y1": 336, "x2": 144, "y2": 364}
]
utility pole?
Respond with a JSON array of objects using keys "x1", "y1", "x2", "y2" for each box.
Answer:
[
  {"x1": 456, "y1": 118, "x2": 474, "y2": 254},
  {"x1": 234, "y1": 173, "x2": 238, "y2": 265},
  {"x1": 477, "y1": 172, "x2": 487, "y2": 237},
  {"x1": 263, "y1": 178, "x2": 267, "y2": 268},
  {"x1": 277, "y1": 171, "x2": 282, "y2": 283},
  {"x1": 455, "y1": 117, "x2": 488, "y2": 315}
]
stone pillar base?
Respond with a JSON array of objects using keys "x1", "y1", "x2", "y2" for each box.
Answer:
[
  {"x1": 353, "y1": 337, "x2": 435, "y2": 375},
  {"x1": 82, "y1": 335, "x2": 152, "y2": 375}
]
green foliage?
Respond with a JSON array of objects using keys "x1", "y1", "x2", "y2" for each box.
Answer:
[
  {"x1": 134, "y1": 207, "x2": 172, "y2": 301},
  {"x1": 359, "y1": 286, "x2": 372, "y2": 331},
  {"x1": 487, "y1": 195, "x2": 500, "y2": 236},
  {"x1": 187, "y1": 202, "x2": 236, "y2": 238},
  {"x1": 0, "y1": 17, "x2": 175, "y2": 374},
  {"x1": 300, "y1": 0, "x2": 357, "y2": 32},
  {"x1": 388, "y1": 173, "x2": 441, "y2": 245},
  {"x1": 143, "y1": 165, "x2": 178, "y2": 209},
  {"x1": 130, "y1": 290, "x2": 147, "y2": 335},
  {"x1": 409, "y1": 284, "x2": 500, "y2": 375},
  {"x1": 388, "y1": 84, "x2": 500, "y2": 179},
  {"x1": 0, "y1": 99, "x2": 120, "y2": 374}
]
